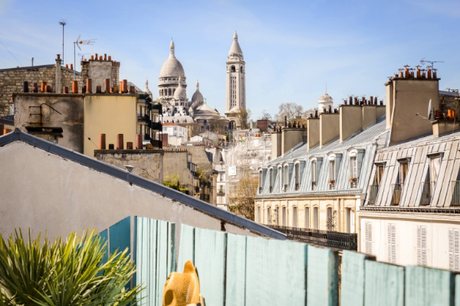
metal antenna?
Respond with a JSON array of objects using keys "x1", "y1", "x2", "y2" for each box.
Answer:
[
  {"x1": 73, "y1": 35, "x2": 96, "y2": 80},
  {"x1": 59, "y1": 20, "x2": 66, "y2": 65},
  {"x1": 420, "y1": 58, "x2": 444, "y2": 70}
]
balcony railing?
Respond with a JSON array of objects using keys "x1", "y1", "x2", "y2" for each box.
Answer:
[
  {"x1": 420, "y1": 181, "x2": 434, "y2": 206},
  {"x1": 269, "y1": 225, "x2": 357, "y2": 251},
  {"x1": 391, "y1": 183, "x2": 403, "y2": 205},
  {"x1": 150, "y1": 122, "x2": 162, "y2": 130},
  {"x1": 452, "y1": 181, "x2": 460, "y2": 206},
  {"x1": 368, "y1": 184, "x2": 379, "y2": 205}
]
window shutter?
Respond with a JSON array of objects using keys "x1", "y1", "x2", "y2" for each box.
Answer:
[
  {"x1": 417, "y1": 226, "x2": 427, "y2": 266},
  {"x1": 387, "y1": 223, "x2": 396, "y2": 263},
  {"x1": 449, "y1": 229, "x2": 460, "y2": 271},
  {"x1": 365, "y1": 222, "x2": 373, "y2": 254}
]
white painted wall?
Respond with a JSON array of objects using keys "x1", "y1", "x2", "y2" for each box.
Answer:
[{"x1": 0, "y1": 141, "x2": 256, "y2": 240}]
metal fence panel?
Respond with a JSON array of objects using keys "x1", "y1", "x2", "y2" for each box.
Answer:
[{"x1": 364, "y1": 261, "x2": 404, "y2": 306}]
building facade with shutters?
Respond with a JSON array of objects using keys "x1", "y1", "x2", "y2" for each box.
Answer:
[
  {"x1": 255, "y1": 98, "x2": 386, "y2": 235},
  {"x1": 359, "y1": 66, "x2": 460, "y2": 270}
]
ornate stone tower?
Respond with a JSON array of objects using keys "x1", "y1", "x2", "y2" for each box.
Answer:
[{"x1": 225, "y1": 31, "x2": 246, "y2": 121}]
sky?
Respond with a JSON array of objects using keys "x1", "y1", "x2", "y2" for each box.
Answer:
[{"x1": 1, "y1": 0, "x2": 460, "y2": 120}]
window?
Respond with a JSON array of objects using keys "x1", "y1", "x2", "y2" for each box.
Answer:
[
  {"x1": 305, "y1": 207, "x2": 310, "y2": 229},
  {"x1": 256, "y1": 206, "x2": 261, "y2": 223},
  {"x1": 283, "y1": 164, "x2": 289, "y2": 192},
  {"x1": 369, "y1": 163, "x2": 385, "y2": 205},
  {"x1": 328, "y1": 154, "x2": 341, "y2": 189},
  {"x1": 349, "y1": 156, "x2": 358, "y2": 187},
  {"x1": 258, "y1": 170, "x2": 263, "y2": 193},
  {"x1": 311, "y1": 160, "x2": 317, "y2": 190},
  {"x1": 269, "y1": 168, "x2": 274, "y2": 193},
  {"x1": 345, "y1": 208, "x2": 354, "y2": 233},
  {"x1": 267, "y1": 206, "x2": 271, "y2": 225},
  {"x1": 294, "y1": 163, "x2": 300, "y2": 190},
  {"x1": 417, "y1": 226, "x2": 427, "y2": 266},
  {"x1": 326, "y1": 208, "x2": 334, "y2": 231},
  {"x1": 231, "y1": 65, "x2": 236, "y2": 72},
  {"x1": 293, "y1": 207, "x2": 298, "y2": 227},
  {"x1": 387, "y1": 223, "x2": 396, "y2": 263},
  {"x1": 392, "y1": 159, "x2": 409, "y2": 205},
  {"x1": 282, "y1": 207, "x2": 287, "y2": 226},
  {"x1": 278, "y1": 166, "x2": 283, "y2": 192},
  {"x1": 421, "y1": 154, "x2": 441, "y2": 205},
  {"x1": 313, "y1": 207, "x2": 319, "y2": 230},
  {"x1": 449, "y1": 228, "x2": 460, "y2": 271},
  {"x1": 365, "y1": 222, "x2": 373, "y2": 254}
]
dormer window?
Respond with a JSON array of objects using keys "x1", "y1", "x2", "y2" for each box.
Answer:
[
  {"x1": 329, "y1": 156, "x2": 336, "y2": 189},
  {"x1": 420, "y1": 153, "x2": 442, "y2": 205},
  {"x1": 269, "y1": 168, "x2": 274, "y2": 193},
  {"x1": 392, "y1": 158, "x2": 410, "y2": 205},
  {"x1": 283, "y1": 164, "x2": 289, "y2": 192},
  {"x1": 311, "y1": 160, "x2": 317, "y2": 190},
  {"x1": 294, "y1": 162, "x2": 300, "y2": 191}
]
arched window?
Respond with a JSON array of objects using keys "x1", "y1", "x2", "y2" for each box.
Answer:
[
  {"x1": 231, "y1": 66, "x2": 236, "y2": 72},
  {"x1": 269, "y1": 168, "x2": 274, "y2": 192},
  {"x1": 283, "y1": 164, "x2": 289, "y2": 192},
  {"x1": 240, "y1": 66, "x2": 244, "y2": 73},
  {"x1": 311, "y1": 159, "x2": 317, "y2": 190}
]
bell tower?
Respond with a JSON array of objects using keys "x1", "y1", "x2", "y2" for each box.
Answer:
[{"x1": 226, "y1": 31, "x2": 246, "y2": 122}]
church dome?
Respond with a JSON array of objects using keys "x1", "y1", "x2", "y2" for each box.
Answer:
[
  {"x1": 160, "y1": 40, "x2": 185, "y2": 78},
  {"x1": 174, "y1": 77, "x2": 187, "y2": 101},
  {"x1": 191, "y1": 80, "x2": 204, "y2": 103},
  {"x1": 318, "y1": 93, "x2": 334, "y2": 113}
]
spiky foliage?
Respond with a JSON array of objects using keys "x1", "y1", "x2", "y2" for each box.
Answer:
[{"x1": 0, "y1": 229, "x2": 142, "y2": 306}]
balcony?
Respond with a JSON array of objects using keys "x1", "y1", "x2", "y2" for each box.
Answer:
[
  {"x1": 150, "y1": 122, "x2": 162, "y2": 130},
  {"x1": 269, "y1": 225, "x2": 357, "y2": 251},
  {"x1": 367, "y1": 184, "x2": 379, "y2": 205},
  {"x1": 349, "y1": 177, "x2": 358, "y2": 188},
  {"x1": 452, "y1": 181, "x2": 460, "y2": 206},
  {"x1": 391, "y1": 183, "x2": 403, "y2": 205},
  {"x1": 138, "y1": 114, "x2": 149, "y2": 122},
  {"x1": 420, "y1": 181, "x2": 434, "y2": 206}
]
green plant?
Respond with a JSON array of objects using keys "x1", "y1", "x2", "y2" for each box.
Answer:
[{"x1": 0, "y1": 229, "x2": 142, "y2": 306}]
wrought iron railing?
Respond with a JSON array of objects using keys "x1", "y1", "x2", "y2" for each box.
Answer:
[
  {"x1": 368, "y1": 184, "x2": 379, "y2": 205},
  {"x1": 420, "y1": 181, "x2": 433, "y2": 206},
  {"x1": 269, "y1": 225, "x2": 357, "y2": 251},
  {"x1": 391, "y1": 183, "x2": 403, "y2": 205},
  {"x1": 452, "y1": 181, "x2": 460, "y2": 206}
]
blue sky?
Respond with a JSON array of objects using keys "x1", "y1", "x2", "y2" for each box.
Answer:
[{"x1": 1, "y1": 0, "x2": 460, "y2": 119}]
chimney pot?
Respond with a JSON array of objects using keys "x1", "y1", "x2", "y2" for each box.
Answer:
[
  {"x1": 72, "y1": 81, "x2": 78, "y2": 93},
  {"x1": 127, "y1": 142, "x2": 133, "y2": 149},
  {"x1": 117, "y1": 134, "x2": 124, "y2": 150},
  {"x1": 99, "y1": 134, "x2": 106, "y2": 150},
  {"x1": 86, "y1": 79, "x2": 92, "y2": 93},
  {"x1": 96, "y1": 85, "x2": 102, "y2": 93},
  {"x1": 40, "y1": 82, "x2": 46, "y2": 93}
]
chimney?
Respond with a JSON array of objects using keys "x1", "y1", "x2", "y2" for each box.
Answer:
[
  {"x1": 117, "y1": 134, "x2": 124, "y2": 149},
  {"x1": 386, "y1": 69, "x2": 440, "y2": 145},
  {"x1": 320, "y1": 112, "x2": 340, "y2": 147},
  {"x1": 136, "y1": 134, "x2": 143, "y2": 149},
  {"x1": 339, "y1": 104, "x2": 362, "y2": 142},
  {"x1": 362, "y1": 104, "x2": 377, "y2": 129},
  {"x1": 281, "y1": 125, "x2": 306, "y2": 154},
  {"x1": 271, "y1": 128, "x2": 282, "y2": 159},
  {"x1": 86, "y1": 78, "x2": 92, "y2": 93},
  {"x1": 55, "y1": 54, "x2": 62, "y2": 93},
  {"x1": 99, "y1": 134, "x2": 106, "y2": 150},
  {"x1": 72, "y1": 81, "x2": 78, "y2": 94},
  {"x1": 307, "y1": 116, "x2": 320, "y2": 151}
]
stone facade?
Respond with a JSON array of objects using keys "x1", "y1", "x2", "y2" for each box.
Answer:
[
  {"x1": 0, "y1": 63, "x2": 81, "y2": 116},
  {"x1": 94, "y1": 149, "x2": 163, "y2": 183}
]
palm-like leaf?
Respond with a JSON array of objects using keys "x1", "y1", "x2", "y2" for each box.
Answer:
[{"x1": 0, "y1": 229, "x2": 143, "y2": 306}]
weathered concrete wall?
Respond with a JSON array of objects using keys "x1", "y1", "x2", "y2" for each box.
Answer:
[
  {"x1": 0, "y1": 65, "x2": 82, "y2": 116},
  {"x1": 14, "y1": 93, "x2": 84, "y2": 152},
  {"x1": 0, "y1": 141, "x2": 256, "y2": 240},
  {"x1": 95, "y1": 149, "x2": 163, "y2": 183},
  {"x1": 163, "y1": 149, "x2": 194, "y2": 191},
  {"x1": 181, "y1": 144, "x2": 213, "y2": 175}
]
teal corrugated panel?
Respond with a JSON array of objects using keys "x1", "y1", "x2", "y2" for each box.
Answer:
[
  {"x1": 455, "y1": 274, "x2": 460, "y2": 306},
  {"x1": 364, "y1": 261, "x2": 404, "y2": 306},
  {"x1": 98, "y1": 229, "x2": 109, "y2": 264},
  {"x1": 405, "y1": 266, "x2": 454, "y2": 306},
  {"x1": 225, "y1": 233, "x2": 247, "y2": 306},
  {"x1": 341, "y1": 251, "x2": 367, "y2": 306},
  {"x1": 307, "y1": 245, "x2": 339, "y2": 306},
  {"x1": 194, "y1": 227, "x2": 226, "y2": 305},
  {"x1": 177, "y1": 224, "x2": 195, "y2": 270},
  {"x1": 272, "y1": 239, "x2": 307, "y2": 306},
  {"x1": 155, "y1": 220, "x2": 174, "y2": 305},
  {"x1": 245, "y1": 236, "x2": 271, "y2": 306},
  {"x1": 136, "y1": 217, "x2": 159, "y2": 306},
  {"x1": 168, "y1": 222, "x2": 176, "y2": 274},
  {"x1": 109, "y1": 216, "x2": 131, "y2": 255}
]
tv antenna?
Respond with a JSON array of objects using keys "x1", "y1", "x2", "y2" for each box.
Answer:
[
  {"x1": 73, "y1": 35, "x2": 96, "y2": 79},
  {"x1": 420, "y1": 58, "x2": 444, "y2": 70},
  {"x1": 59, "y1": 20, "x2": 66, "y2": 65}
]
